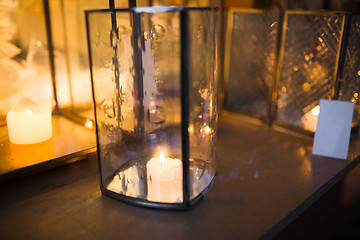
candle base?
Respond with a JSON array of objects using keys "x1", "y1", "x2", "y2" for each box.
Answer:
[
  {"x1": 147, "y1": 178, "x2": 183, "y2": 203},
  {"x1": 103, "y1": 154, "x2": 214, "y2": 209}
]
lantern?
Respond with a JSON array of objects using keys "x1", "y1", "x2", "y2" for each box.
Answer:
[
  {"x1": 86, "y1": 6, "x2": 219, "y2": 209},
  {"x1": 0, "y1": 0, "x2": 111, "y2": 181},
  {"x1": 224, "y1": 10, "x2": 360, "y2": 134}
]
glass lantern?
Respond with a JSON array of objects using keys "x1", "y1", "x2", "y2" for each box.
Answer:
[
  {"x1": 223, "y1": 10, "x2": 360, "y2": 135},
  {"x1": 274, "y1": 11, "x2": 346, "y2": 133},
  {"x1": 86, "y1": 6, "x2": 219, "y2": 209},
  {"x1": 0, "y1": 0, "x2": 111, "y2": 181}
]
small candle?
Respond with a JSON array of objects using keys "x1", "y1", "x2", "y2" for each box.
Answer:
[
  {"x1": 6, "y1": 98, "x2": 52, "y2": 144},
  {"x1": 147, "y1": 152, "x2": 182, "y2": 203},
  {"x1": 301, "y1": 105, "x2": 320, "y2": 132}
]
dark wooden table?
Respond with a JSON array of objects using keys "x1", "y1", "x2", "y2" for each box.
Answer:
[{"x1": 1, "y1": 111, "x2": 359, "y2": 240}]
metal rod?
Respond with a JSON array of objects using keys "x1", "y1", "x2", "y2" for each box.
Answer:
[
  {"x1": 109, "y1": 0, "x2": 122, "y2": 129},
  {"x1": 270, "y1": 10, "x2": 285, "y2": 125},
  {"x1": 109, "y1": 0, "x2": 115, "y2": 9},
  {"x1": 130, "y1": 9, "x2": 146, "y2": 147},
  {"x1": 332, "y1": 13, "x2": 351, "y2": 100},
  {"x1": 42, "y1": 0, "x2": 60, "y2": 114},
  {"x1": 60, "y1": 0, "x2": 74, "y2": 108},
  {"x1": 129, "y1": 0, "x2": 137, "y2": 7},
  {"x1": 180, "y1": 9, "x2": 190, "y2": 206}
]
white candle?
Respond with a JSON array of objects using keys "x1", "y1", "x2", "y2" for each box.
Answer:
[
  {"x1": 301, "y1": 105, "x2": 320, "y2": 132},
  {"x1": 147, "y1": 152, "x2": 183, "y2": 203},
  {"x1": 6, "y1": 98, "x2": 52, "y2": 144}
]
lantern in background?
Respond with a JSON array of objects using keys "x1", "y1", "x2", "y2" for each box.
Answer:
[
  {"x1": 275, "y1": 11, "x2": 346, "y2": 132},
  {"x1": 224, "y1": 10, "x2": 360, "y2": 134},
  {"x1": 0, "y1": 0, "x2": 111, "y2": 181}
]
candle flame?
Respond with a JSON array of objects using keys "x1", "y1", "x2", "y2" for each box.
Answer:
[
  {"x1": 204, "y1": 126, "x2": 211, "y2": 134},
  {"x1": 188, "y1": 125, "x2": 194, "y2": 134},
  {"x1": 85, "y1": 120, "x2": 93, "y2": 128},
  {"x1": 160, "y1": 151, "x2": 164, "y2": 165},
  {"x1": 311, "y1": 105, "x2": 320, "y2": 116},
  {"x1": 25, "y1": 109, "x2": 33, "y2": 115},
  {"x1": 200, "y1": 126, "x2": 212, "y2": 135}
]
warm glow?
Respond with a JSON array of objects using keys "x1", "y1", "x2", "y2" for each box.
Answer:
[
  {"x1": 188, "y1": 125, "x2": 194, "y2": 134},
  {"x1": 25, "y1": 109, "x2": 33, "y2": 115},
  {"x1": 200, "y1": 125, "x2": 212, "y2": 135},
  {"x1": 311, "y1": 105, "x2": 320, "y2": 116},
  {"x1": 303, "y1": 82, "x2": 310, "y2": 91},
  {"x1": 204, "y1": 126, "x2": 211, "y2": 134},
  {"x1": 85, "y1": 120, "x2": 93, "y2": 128},
  {"x1": 7, "y1": 100, "x2": 52, "y2": 144}
]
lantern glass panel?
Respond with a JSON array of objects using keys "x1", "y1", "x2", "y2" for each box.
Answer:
[
  {"x1": 224, "y1": 9, "x2": 280, "y2": 118},
  {"x1": 49, "y1": 0, "x2": 110, "y2": 122},
  {"x1": 276, "y1": 12, "x2": 345, "y2": 132},
  {"x1": 187, "y1": 9, "x2": 218, "y2": 199}
]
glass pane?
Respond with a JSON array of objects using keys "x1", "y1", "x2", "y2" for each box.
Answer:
[
  {"x1": 276, "y1": 12, "x2": 345, "y2": 132},
  {"x1": 187, "y1": 8, "x2": 219, "y2": 200},
  {"x1": 337, "y1": 14, "x2": 360, "y2": 127},
  {"x1": 50, "y1": 0, "x2": 109, "y2": 122},
  {"x1": 138, "y1": 9, "x2": 182, "y2": 203},
  {"x1": 225, "y1": 9, "x2": 280, "y2": 118}
]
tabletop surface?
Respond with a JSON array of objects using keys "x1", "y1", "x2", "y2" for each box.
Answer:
[{"x1": 1, "y1": 111, "x2": 359, "y2": 240}]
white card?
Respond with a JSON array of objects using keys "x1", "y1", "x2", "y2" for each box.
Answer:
[{"x1": 312, "y1": 99, "x2": 354, "y2": 160}]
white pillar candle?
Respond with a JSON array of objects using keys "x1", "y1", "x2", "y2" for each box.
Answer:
[
  {"x1": 147, "y1": 152, "x2": 182, "y2": 203},
  {"x1": 6, "y1": 98, "x2": 52, "y2": 144}
]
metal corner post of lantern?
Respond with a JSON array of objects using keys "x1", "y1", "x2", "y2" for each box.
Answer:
[{"x1": 86, "y1": 6, "x2": 219, "y2": 209}]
